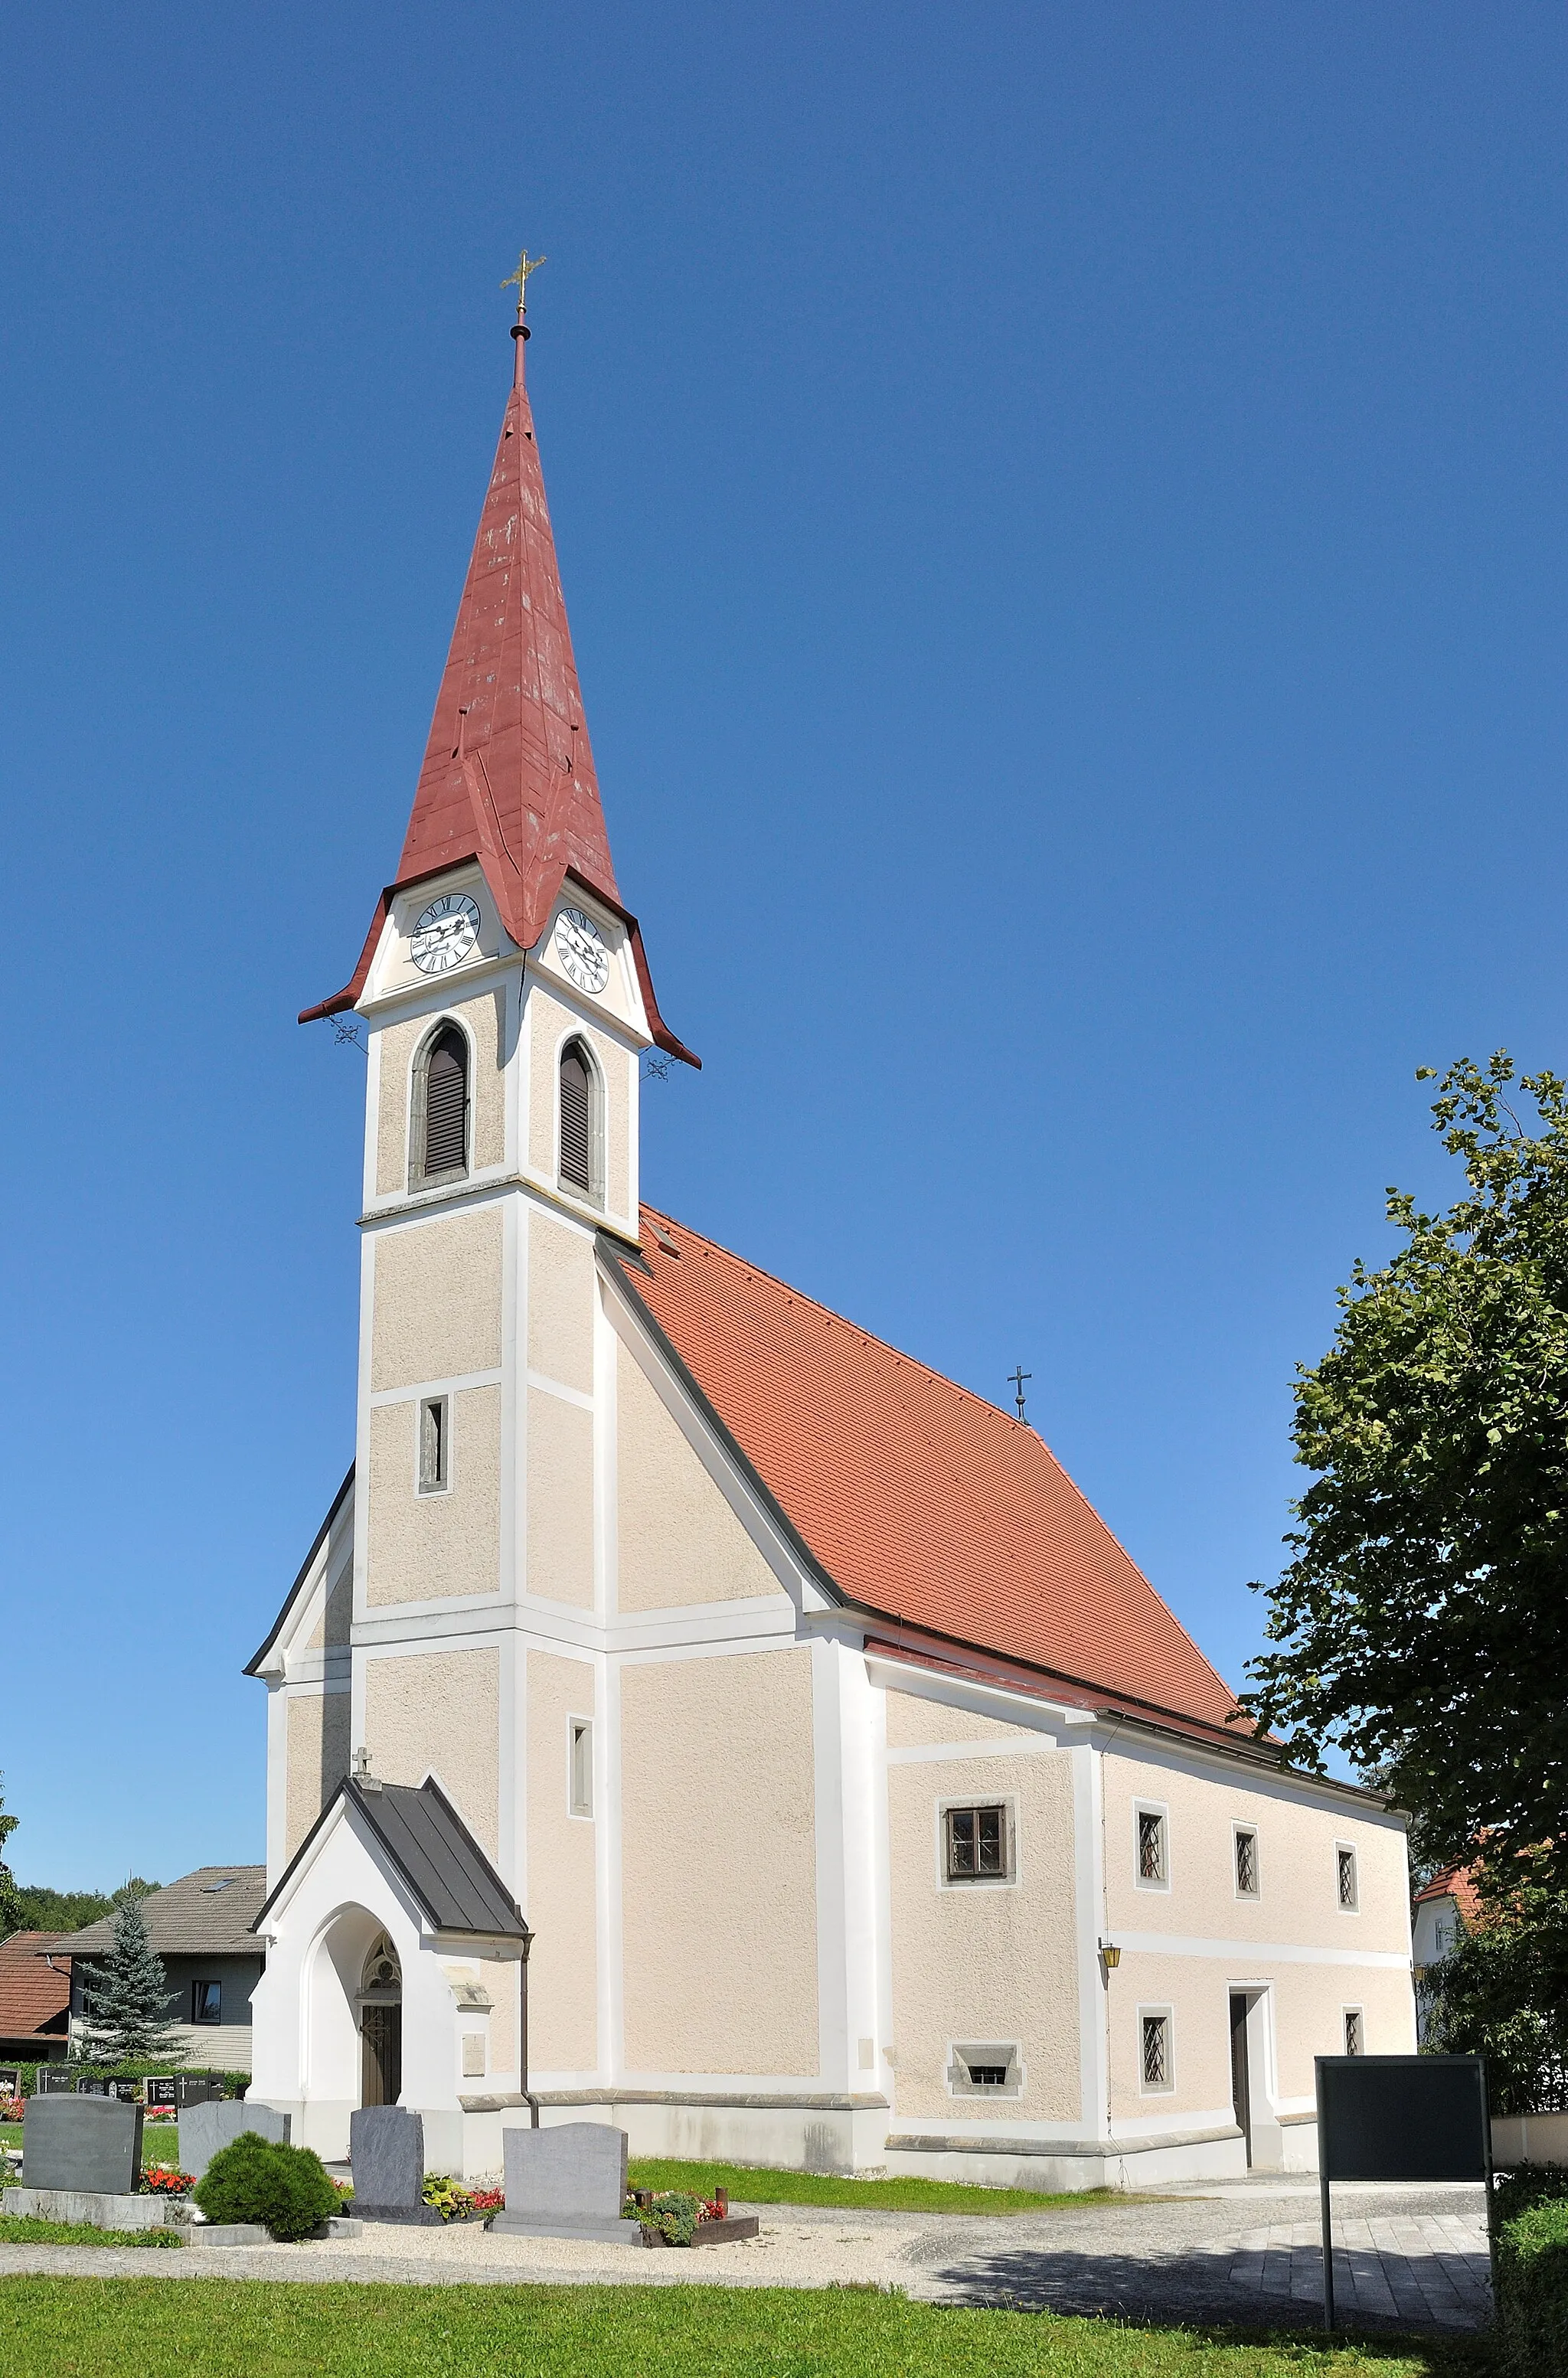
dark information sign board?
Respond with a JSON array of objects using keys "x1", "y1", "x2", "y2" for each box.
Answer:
[
  {"x1": 1314, "y1": 2054, "x2": 1491, "y2": 2330},
  {"x1": 1318, "y1": 2055, "x2": 1489, "y2": 2183}
]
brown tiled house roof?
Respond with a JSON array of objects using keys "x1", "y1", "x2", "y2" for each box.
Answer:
[{"x1": 0, "y1": 1932, "x2": 72, "y2": 2043}]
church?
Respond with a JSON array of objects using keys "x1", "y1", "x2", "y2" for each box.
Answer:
[{"x1": 245, "y1": 284, "x2": 1414, "y2": 2187}]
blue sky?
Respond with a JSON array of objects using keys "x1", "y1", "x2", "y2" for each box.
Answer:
[{"x1": 3, "y1": 5, "x2": 1566, "y2": 1887}]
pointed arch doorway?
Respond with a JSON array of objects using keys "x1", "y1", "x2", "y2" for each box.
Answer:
[{"x1": 358, "y1": 1932, "x2": 402, "y2": 2108}]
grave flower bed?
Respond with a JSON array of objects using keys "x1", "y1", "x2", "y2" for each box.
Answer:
[
  {"x1": 623, "y1": 2187, "x2": 755, "y2": 2246},
  {"x1": 139, "y1": 2163, "x2": 194, "y2": 2197},
  {"x1": 420, "y1": 2175, "x2": 503, "y2": 2222}
]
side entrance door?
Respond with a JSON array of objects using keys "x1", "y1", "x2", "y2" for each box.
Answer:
[{"x1": 1228, "y1": 1992, "x2": 1253, "y2": 2167}]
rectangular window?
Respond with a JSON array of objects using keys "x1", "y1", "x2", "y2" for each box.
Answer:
[
  {"x1": 191, "y1": 1980, "x2": 221, "y2": 2026},
  {"x1": 945, "y1": 1804, "x2": 1008, "y2": 1883},
  {"x1": 946, "y1": 2041, "x2": 1022, "y2": 2096},
  {"x1": 1337, "y1": 1844, "x2": 1359, "y2": 1911},
  {"x1": 1141, "y1": 2011, "x2": 1172, "y2": 2090},
  {"x1": 569, "y1": 1719, "x2": 593, "y2": 1819},
  {"x1": 418, "y1": 1396, "x2": 449, "y2": 1494},
  {"x1": 1136, "y1": 1806, "x2": 1168, "y2": 1887},
  {"x1": 1344, "y1": 2007, "x2": 1364, "y2": 2056},
  {"x1": 1234, "y1": 1827, "x2": 1259, "y2": 1899}
]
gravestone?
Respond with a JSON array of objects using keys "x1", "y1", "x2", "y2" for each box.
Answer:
[
  {"x1": 0, "y1": 2068, "x2": 20, "y2": 2097},
  {"x1": 181, "y1": 2099, "x2": 290, "y2": 2181},
  {"x1": 176, "y1": 2074, "x2": 224, "y2": 2111},
  {"x1": 23, "y1": 2095, "x2": 142, "y2": 2194},
  {"x1": 145, "y1": 2077, "x2": 178, "y2": 2110},
  {"x1": 491, "y1": 2122, "x2": 639, "y2": 2245},
  {"x1": 349, "y1": 2106, "x2": 442, "y2": 2225}
]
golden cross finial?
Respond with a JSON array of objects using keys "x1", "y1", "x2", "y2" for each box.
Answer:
[{"x1": 501, "y1": 248, "x2": 547, "y2": 322}]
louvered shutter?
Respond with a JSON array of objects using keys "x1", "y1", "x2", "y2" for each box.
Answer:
[
  {"x1": 560, "y1": 1047, "x2": 593, "y2": 1191},
  {"x1": 423, "y1": 1031, "x2": 468, "y2": 1176}
]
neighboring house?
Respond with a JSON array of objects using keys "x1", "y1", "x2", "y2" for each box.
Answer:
[
  {"x1": 0, "y1": 1932, "x2": 72, "y2": 2063},
  {"x1": 247, "y1": 309, "x2": 1416, "y2": 2185},
  {"x1": 1413, "y1": 1862, "x2": 1481, "y2": 2043},
  {"x1": 54, "y1": 1870, "x2": 266, "y2": 2072}
]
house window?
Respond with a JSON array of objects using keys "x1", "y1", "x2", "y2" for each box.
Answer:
[
  {"x1": 558, "y1": 1039, "x2": 599, "y2": 1200},
  {"x1": 1337, "y1": 1844, "x2": 1359, "y2": 1911},
  {"x1": 569, "y1": 1719, "x2": 593, "y2": 1818},
  {"x1": 946, "y1": 2041, "x2": 1022, "y2": 2096},
  {"x1": 1234, "y1": 1827, "x2": 1259, "y2": 1899},
  {"x1": 944, "y1": 1804, "x2": 1008, "y2": 1883},
  {"x1": 413, "y1": 1024, "x2": 470, "y2": 1184},
  {"x1": 1344, "y1": 2007, "x2": 1364, "y2": 2056},
  {"x1": 1135, "y1": 1806, "x2": 1168, "y2": 1887},
  {"x1": 417, "y1": 1396, "x2": 449, "y2": 1494},
  {"x1": 191, "y1": 1980, "x2": 221, "y2": 2026},
  {"x1": 1141, "y1": 2011, "x2": 1173, "y2": 2091}
]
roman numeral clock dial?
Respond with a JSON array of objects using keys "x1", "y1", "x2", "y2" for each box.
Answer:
[
  {"x1": 410, "y1": 893, "x2": 482, "y2": 975},
  {"x1": 554, "y1": 906, "x2": 609, "y2": 995}
]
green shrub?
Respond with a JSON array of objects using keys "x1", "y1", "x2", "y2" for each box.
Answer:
[
  {"x1": 1497, "y1": 2194, "x2": 1568, "y2": 2377},
  {"x1": 194, "y1": 2133, "x2": 338, "y2": 2242},
  {"x1": 1495, "y1": 2161, "x2": 1568, "y2": 2228}
]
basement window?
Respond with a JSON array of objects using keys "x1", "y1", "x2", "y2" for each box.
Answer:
[
  {"x1": 943, "y1": 1804, "x2": 1010, "y2": 1883},
  {"x1": 569, "y1": 1719, "x2": 593, "y2": 1819},
  {"x1": 946, "y1": 2042, "x2": 1022, "y2": 2097},
  {"x1": 418, "y1": 1396, "x2": 449, "y2": 1494}
]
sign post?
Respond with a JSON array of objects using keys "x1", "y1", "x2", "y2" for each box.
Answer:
[{"x1": 1314, "y1": 2054, "x2": 1491, "y2": 2333}]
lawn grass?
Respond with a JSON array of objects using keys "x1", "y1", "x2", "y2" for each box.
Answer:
[
  {"x1": 0, "y1": 2216, "x2": 183, "y2": 2247},
  {"x1": 0, "y1": 2279, "x2": 1488, "y2": 2377},
  {"x1": 2, "y1": 2122, "x2": 183, "y2": 2159},
  {"x1": 626, "y1": 2158, "x2": 1140, "y2": 2215}
]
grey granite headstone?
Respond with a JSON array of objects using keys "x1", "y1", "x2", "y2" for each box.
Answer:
[
  {"x1": 348, "y1": 2105, "x2": 442, "y2": 2225},
  {"x1": 491, "y1": 2122, "x2": 639, "y2": 2244},
  {"x1": 23, "y1": 2095, "x2": 142, "y2": 2195},
  {"x1": 180, "y1": 2099, "x2": 290, "y2": 2181}
]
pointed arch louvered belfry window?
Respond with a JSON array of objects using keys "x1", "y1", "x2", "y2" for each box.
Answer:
[
  {"x1": 417, "y1": 1024, "x2": 469, "y2": 1183},
  {"x1": 559, "y1": 1040, "x2": 596, "y2": 1198}
]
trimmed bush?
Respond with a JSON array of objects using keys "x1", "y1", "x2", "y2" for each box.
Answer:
[
  {"x1": 1495, "y1": 2161, "x2": 1568, "y2": 2227},
  {"x1": 194, "y1": 2132, "x2": 338, "y2": 2242},
  {"x1": 1497, "y1": 2194, "x2": 1568, "y2": 2378}
]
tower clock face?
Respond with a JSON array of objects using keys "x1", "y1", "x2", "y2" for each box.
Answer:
[
  {"x1": 410, "y1": 892, "x2": 482, "y2": 975},
  {"x1": 554, "y1": 906, "x2": 610, "y2": 995}
]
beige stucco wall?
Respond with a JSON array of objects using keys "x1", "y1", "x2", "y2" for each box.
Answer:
[
  {"x1": 528, "y1": 1215, "x2": 595, "y2": 1395},
  {"x1": 364, "y1": 1386, "x2": 502, "y2": 1605},
  {"x1": 525, "y1": 1388, "x2": 595, "y2": 1606},
  {"x1": 364, "y1": 1646, "x2": 500, "y2": 1857},
  {"x1": 1102, "y1": 1753, "x2": 1410, "y2": 1955},
  {"x1": 304, "y1": 1563, "x2": 351, "y2": 1654},
  {"x1": 620, "y1": 1648, "x2": 818, "y2": 2077},
  {"x1": 616, "y1": 1342, "x2": 782, "y2": 1610},
  {"x1": 525, "y1": 1651, "x2": 598, "y2": 2074},
  {"x1": 374, "y1": 988, "x2": 508, "y2": 1198},
  {"x1": 285, "y1": 1690, "x2": 351, "y2": 1859},
  {"x1": 525, "y1": 985, "x2": 631, "y2": 1220},
  {"x1": 1107, "y1": 1954, "x2": 1416, "y2": 2119},
  {"x1": 886, "y1": 1734, "x2": 1081, "y2": 2123},
  {"x1": 884, "y1": 1690, "x2": 1039, "y2": 1750},
  {"x1": 370, "y1": 1207, "x2": 503, "y2": 1391}
]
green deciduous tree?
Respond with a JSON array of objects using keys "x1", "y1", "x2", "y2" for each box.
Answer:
[
  {"x1": 0, "y1": 1779, "x2": 24, "y2": 1939},
  {"x1": 1242, "y1": 1055, "x2": 1568, "y2": 1883},
  {"x1": 77, "y1": 1888, "x2": 182, "y2": 2066},
  {"x1": 1423, "y1": 1847, "x2": 1568, "y2": 2116}
]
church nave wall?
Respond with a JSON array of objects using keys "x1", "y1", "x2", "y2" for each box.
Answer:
[
  {"x1": 614, "y1": 1339, "x2": 782, "y2": 1610},
  {"x1": 619, "y1": 1647, "x2": 818, "y2": 2079}
]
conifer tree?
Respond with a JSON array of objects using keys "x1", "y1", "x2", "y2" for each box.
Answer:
[{"x1": 78, "y1": 1888, "x2": 181, "y2": 2065}]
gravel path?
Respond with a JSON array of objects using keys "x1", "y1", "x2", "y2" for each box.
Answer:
[{"x1": 0, "y1": 2177, "x2": 1491, "y2": 2333}]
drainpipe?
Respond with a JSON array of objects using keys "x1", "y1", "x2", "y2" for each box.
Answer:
[{"x1": 518, "y1": 1937, "x2": 538, "y2": 2128}]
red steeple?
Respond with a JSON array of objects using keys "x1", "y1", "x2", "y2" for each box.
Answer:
[{"x1": 302, "y1": 310, "x2": 694, "y2": 1063}]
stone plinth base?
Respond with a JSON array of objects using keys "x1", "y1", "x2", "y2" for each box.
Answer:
[
  {"x1": 488, "y1": 2212, "x2": 643, "y2": 2246},
  {"x1": 189, "y1": 2223, "x2": 269, "y2": 2246},
  {"x1": 3, "y1": 2186, "x2": 166, "y2": 2230},
  {"x1": 352, "y1": 2202, "x2": 444, "y2": 2226}
]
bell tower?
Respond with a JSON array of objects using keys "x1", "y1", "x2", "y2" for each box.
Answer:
[{"x1": 292, "y1": 272, "x2": 697, "y2": 2091}]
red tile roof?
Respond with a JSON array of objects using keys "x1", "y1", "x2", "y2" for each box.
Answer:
[
  {"x1": 1414, "y1": 1863, "x2": 1483, "y2": 1926},
  {"x1": 0, "y1": 1932, "x2": 71, "y2": 2042},
  {"x1": 622, "y1": 1209, "x2": 1246, "y2": 1736},
  {"x1": 302, "y1": 328, "x2": 692, "y2": 1065}
]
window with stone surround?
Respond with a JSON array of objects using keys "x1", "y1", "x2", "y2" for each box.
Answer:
[{"x1": 943, "y1": 1802, "x2": 1010, "y2": 1883}]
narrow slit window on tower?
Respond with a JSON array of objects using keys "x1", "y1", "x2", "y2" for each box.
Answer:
[
  {"x1": 569, "y1": 1718, "x2": 593, "y2": 1818},
  {"x1": 559, "y1": 1040, "x2": 596, "y2": 1197},
  {"x1": 417, "y1": 1024, "x2": 469, "y2": 1182},
  {"x1": 418, "y1": 1396, "x2": 449, "y2": 1494}
]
